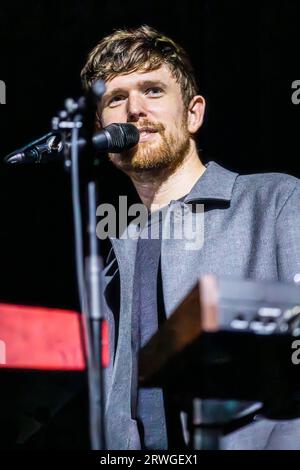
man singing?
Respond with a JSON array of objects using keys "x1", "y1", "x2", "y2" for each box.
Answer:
[{"x1": 81, "y1": 25, "x2": 300, "y2": 450}]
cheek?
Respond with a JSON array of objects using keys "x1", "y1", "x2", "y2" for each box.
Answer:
[
  {"x1": 153, "y1": 100, "x2": 186, "y2": 127},
  {"x1": 100, "y1": 107, "x2": 127, "y2": 126},
  {"x1": 164, "y1": 112, "x2": 185, "y2": 135}
]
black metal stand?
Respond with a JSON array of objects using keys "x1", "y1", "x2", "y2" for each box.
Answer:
[
  {"x1": 85, "y1": 181, "x2": 106, "y2": 450},
  {"x1": 51, "y1": 82, "x2": 107, "y2": 450}
]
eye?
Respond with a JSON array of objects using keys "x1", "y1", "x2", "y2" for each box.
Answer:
[
  {"x1": 108, "y1": 95, "x2": 126, "y2": 106},
  {"x1": 145, "y1": 87, "x2": 164, "y2": 96}
]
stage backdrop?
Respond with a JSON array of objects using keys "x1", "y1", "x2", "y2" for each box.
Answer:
[{"x1": 0, "y1": 0, "x2": 299, "y2": 310}]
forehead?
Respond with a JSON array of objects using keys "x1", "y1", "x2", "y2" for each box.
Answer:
[{"x1": 103, "y1": 64, "x2": 179, "y2": 94}]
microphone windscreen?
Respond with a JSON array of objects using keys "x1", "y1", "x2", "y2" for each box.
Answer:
[{"x1": 105, "y1": 123, "x2": 140, "y2": 152}]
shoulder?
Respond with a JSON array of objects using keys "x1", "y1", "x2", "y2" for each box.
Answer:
[
  {"x1": 235, "y1": 171, "x2": 299, "y2": 190},
  {"x1": 233, "y1": 171, "x2": 300, "y2": 215}
]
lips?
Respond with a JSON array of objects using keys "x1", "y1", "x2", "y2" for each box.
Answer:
[
  {"x1": 137, "y1": 127, "x2": 158, "y2": 142},
  {"x1": 138, "y1": 127, "x2": 158, "y2": 134}
]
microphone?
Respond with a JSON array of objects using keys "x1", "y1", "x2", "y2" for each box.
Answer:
[
  {"x1": 4, "y1": 132, "x2": 63, "y2": 165},
  {"x1": 90, "y1": 123, "x2": 140, "y2": 153},
  {"x1": 4, "y1": 123, "x2": 140, "y2": 165}
]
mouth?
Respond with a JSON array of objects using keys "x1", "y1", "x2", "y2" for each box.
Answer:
[{"x1": 137, "y1": 127, "x2": 159, "y2": 142}]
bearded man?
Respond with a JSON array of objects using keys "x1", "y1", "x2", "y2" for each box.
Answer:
[{"x1": 81, "y1": 25, "x2": 300, "y2": 450}]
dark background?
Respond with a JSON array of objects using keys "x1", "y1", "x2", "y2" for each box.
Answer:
[
  {"x1": 0, "y1": 0, "x2": 299, "y2": 311},
  {"x1": 0, "y1": 0, "x2": 300, "y2": 450}
]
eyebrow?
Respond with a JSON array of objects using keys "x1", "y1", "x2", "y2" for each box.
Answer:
[{"x1": 102, "y1": 79, "x2": 167, "y2": 105}]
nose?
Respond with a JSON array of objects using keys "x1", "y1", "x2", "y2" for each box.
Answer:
[{"x1": 126, "y1": 93, "x2": 147, "y2": 122}]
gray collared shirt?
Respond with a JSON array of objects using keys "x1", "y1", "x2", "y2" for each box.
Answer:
[{"x1": 103, "y1": 161, "x2": 300, "y2": 450}]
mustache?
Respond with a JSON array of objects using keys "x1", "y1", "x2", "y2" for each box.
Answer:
[{"x1": 131, "y1": 120, "x2": 165, "y2": 133}]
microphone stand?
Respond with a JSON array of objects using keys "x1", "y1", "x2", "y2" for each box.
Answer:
[{"x1": 52, "y1": 82, "x2": 107, "y2": 450}]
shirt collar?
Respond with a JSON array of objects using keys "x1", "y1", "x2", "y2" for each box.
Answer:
[{"x1": 183, "y1": 161, "x2": 239, "y2": 203}]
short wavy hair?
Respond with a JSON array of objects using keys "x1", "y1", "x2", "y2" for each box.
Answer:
[{"x1": 81, "y1": 25, "x2": 199, "y2": 108}]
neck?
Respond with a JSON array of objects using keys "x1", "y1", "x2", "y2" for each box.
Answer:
[{"x1": 127, "y1": 141, "x2": 206, "y2": 211}]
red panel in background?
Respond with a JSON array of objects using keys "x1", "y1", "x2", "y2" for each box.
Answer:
[{"x1": 0, "y1": 303, "x2": 86, "y2": 371}]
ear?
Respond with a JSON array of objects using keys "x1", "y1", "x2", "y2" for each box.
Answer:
[{"x1": 187, "y1": 95, "x2": 206, "y2": 134}]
